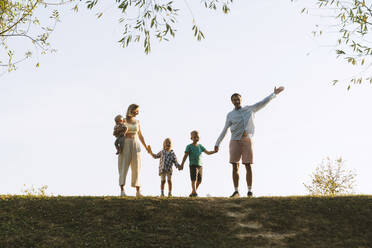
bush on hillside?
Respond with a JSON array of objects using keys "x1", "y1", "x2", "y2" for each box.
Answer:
[{"x1": 304, "y1": 157, "x2": 357, "y2": 196}]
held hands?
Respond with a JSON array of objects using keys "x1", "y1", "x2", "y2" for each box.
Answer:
[
  {"x1": 146, "y1": 145, "x2": 152, "y2": 155},
  {"x1": 274, "y1": 86, "x2": 285, "y2": 95}
]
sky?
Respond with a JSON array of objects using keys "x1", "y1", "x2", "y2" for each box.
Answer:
[{"x1": 1, "y1": 0, "x2": 372, "y2": 197}]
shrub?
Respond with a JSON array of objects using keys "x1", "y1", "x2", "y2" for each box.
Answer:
[{"x1": 304, "y1": 157, "x2": 356, "y2": 196}]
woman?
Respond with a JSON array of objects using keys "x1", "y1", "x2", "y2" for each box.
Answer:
[{"x1": 118, "y1": 104, "x2": 150, "y2": 197}]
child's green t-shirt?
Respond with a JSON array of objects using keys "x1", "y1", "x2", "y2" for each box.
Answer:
[{"x1": 185, "y1": 144, "x2": 206, "y2": 166}]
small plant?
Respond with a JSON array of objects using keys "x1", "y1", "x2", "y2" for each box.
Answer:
[
  {"x1": 304, "y1": 157, "x2": 356, "y2": 196},
  {"x1": 22, "y1": 185, "x2": 50, "y2": 197}
]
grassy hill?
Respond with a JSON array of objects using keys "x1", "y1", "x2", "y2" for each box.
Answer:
[{"x1": 0, "y1": 195, "x2": 371, "y2": 248}]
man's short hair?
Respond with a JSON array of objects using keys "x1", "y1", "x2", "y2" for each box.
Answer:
[{"x1": 231, "y1": 93, "x2": 241, "y2": 100}]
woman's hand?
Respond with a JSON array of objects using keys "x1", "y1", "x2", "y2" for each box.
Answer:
[{"x1": 146, "y1": 145, "x2": 152, "y2": 154}]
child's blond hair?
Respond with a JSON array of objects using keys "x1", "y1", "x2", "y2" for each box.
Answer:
[{"x1": 163, "y1": 138, "x2": 172, "y2": 149}]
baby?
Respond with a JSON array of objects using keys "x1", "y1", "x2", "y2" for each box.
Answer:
[{"x1": 113, "y1": 114, "x2": 127, "y2": 155}]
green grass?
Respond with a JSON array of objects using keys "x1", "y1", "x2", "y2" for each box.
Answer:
[{"x1": 1, "y1": 195, "x2": 372, "y2": 247}]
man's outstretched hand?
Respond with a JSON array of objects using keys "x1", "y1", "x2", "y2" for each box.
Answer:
[{"x1": 274, "y1": 86, "x2": 285, "y2": 95}]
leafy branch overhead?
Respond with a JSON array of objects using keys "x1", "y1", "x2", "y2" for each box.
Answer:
[
  {"x1": 300, "y1": 0, "x2": 372, "y2": 89},
  {"x1": 0, "y1": 0, "x2": 62, "y2": 72},
  {"x1": 86, "y1": 0, "x2": 233, "y2": 54},
  {"x1": 1, "y1": 0, "x2": 233, "y2": 72}
]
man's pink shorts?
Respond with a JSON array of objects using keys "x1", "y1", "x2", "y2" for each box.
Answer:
[{"x1": 229, "y1": 136, "x2": 253, "y2": 164}]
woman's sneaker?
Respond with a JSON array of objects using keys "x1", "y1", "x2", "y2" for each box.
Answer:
[
  {"x1": 230, "y1": 191, "x2": 240, "y2": 198},
  {"x1": 120, "y1": 190, "x2": 126, "y2": 197},
  {"x1": 136, "y1": 191, "x2": 143, "y2": 197},
  {"x1": 247, "y1": 191, "x2": 253, "y2": 197}
]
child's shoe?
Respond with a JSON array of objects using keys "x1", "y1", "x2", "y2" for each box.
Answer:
[
  {"x1": 168, "y1": 192, "x2": 172, "y2": 197},
  {"x1": 189, "y1": 192, "x2": 198, "y2": 197}
]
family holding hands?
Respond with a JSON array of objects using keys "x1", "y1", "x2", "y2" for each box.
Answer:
[{"x1": 113, "y1": 86, "x2": 285, "y2": 198}]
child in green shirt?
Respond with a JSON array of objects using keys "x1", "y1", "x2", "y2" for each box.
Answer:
[{"x1": 180, "y1": 130, "x2": 217, "y2": 197}]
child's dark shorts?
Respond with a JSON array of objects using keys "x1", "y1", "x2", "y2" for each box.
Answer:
[{"x1": 189, "y1": 165, "x2": 202, "y2": 182}]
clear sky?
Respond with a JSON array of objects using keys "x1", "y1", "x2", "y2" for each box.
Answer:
[{"x1": 1, "y1": 0, "x2": 372, "y2": 197}]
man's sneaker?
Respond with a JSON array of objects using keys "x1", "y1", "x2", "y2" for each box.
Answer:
[
  {"x1": 247, "y1": 191, "x2": 253, "y2": 197},
  {"x1": 168, "y1": 192, "x2": 172, "y2": 197},
  {"x1": 189, "y1": 193, "x2": 198, "y2": 197},
  {"x1": 230, "y1": 191, "x2": 240, "y2": 198},
  {"x1": 120, "y1": 190, "x2": 126, "y2": 197},
  {"x1": 136, "y1": 191, "x2": 143, "y2": 197},
  {"x1": 160, "y1": 192, "x2": 165, "y2": 197}
]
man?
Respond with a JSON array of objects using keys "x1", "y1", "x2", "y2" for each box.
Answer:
[{"x1": 214, "y1": 86, "x2": 285, "y2": 197}]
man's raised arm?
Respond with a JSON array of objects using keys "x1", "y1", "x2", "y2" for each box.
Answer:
[{"x1": 250, "y1": 86, "x2": 284, "y2": 113}]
